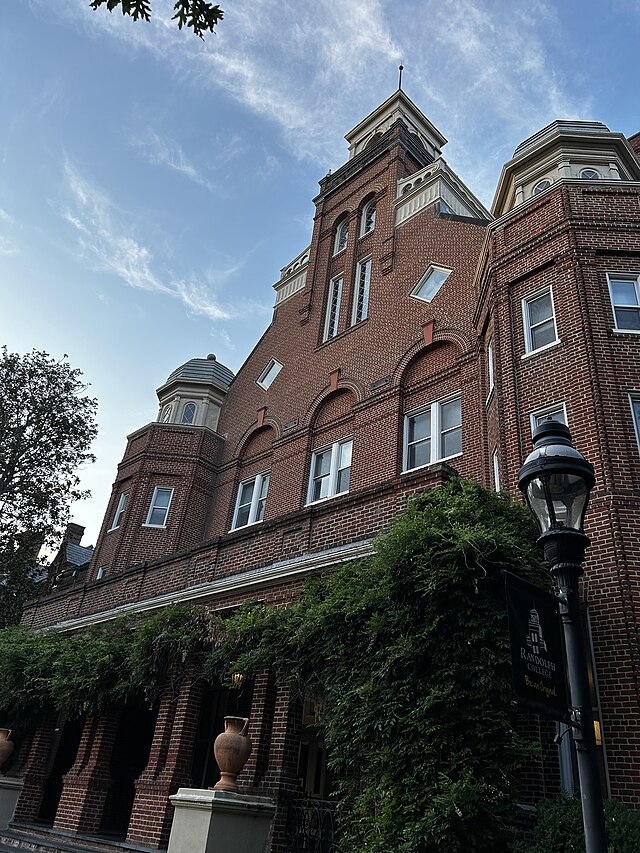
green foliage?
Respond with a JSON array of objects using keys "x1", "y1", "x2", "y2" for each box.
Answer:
[
  {"x1": 89, "y1": 0, "x2": 224, "y2": 39},
  {"x1": 0, "y1": 606, "x2": 210, "y2": 731},
  {"x1": 206, "y1": 479, "x2": 549, "y2": 852},
  {"x1": 0, "y1": 347, "x2": 97, "y2": 625},
  {"x1": 512, "y1": 797, "x2": 640, "y2": 853}
]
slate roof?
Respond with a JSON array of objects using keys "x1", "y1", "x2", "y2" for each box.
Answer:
[
  {"x1": 66, "y1": 543, "x2": 94, "y2": 567},
  {"x1": 165, "y1": 356, "x2": 234, "y2": 391}
]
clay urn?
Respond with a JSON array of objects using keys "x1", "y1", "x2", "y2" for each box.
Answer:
[
  {"x1": 0, "y1": 729, "x2": 14, "y2": 770},
  {"x1": 212, "y1": 716, "x2": 252, "y2": 793}
]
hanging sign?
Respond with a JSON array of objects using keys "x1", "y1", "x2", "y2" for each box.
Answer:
[{"x1": 505, "y1": 572, "x2": 569, "y2": 722}]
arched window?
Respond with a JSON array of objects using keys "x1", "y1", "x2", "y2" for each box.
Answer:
[
  {"x1": 181, "y1": 401, "x2": 197, "y2": 424},
  {"x1": 532, "y1": 178, "x2": 552, "y2": 195},
  {"x1": 334, "y1": 220, "x2": 348, "y2": 255},
  {"x1": 580, "y1": 168, "x2": 600, "y2": 180},
  {"x1": 160, "y1": 404, "x2": 172, "y2": 423},
  {"x1": 361, "y1": 199, "x2": 376, "y2": 236}
]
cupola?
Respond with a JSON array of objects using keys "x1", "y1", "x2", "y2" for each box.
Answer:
[{"x1": 156, "y1": 354, "x2": 234, "y2": 431}]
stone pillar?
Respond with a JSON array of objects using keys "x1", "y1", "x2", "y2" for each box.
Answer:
[
  {"x1": 53, "y1": 714, "x2": 118, "y2": 834},
  {"x1": 12, "y1": 714, "x2": 58, "y2": 823},
  {"x1": 167, "y1": 789, "x2": 275, "y2": 853},
  {"x1": 126, "y1": 676, "x2": 203, "y2": 849},
  {"x1": 0, "y1": 777, "x2": 23, "y2": 829}
]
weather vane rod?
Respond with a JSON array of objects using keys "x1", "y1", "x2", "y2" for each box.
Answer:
[{"x1": 398, "y1": 64, "x2": 404, "y2": 90}]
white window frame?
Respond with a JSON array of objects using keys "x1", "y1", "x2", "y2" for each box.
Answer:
[
  {"x1": 607, "y1": 272, "x2": 640, "y2": 333},
  {"x1": 351, "y1": 257, "x2": 372, "y2": 325},
  {"x1": 530, "y1": 402, "x2": 568, "y2": 434},
  {"x1": 96, "y1": 565, "x2": 108, "y2": 581},
  {"x1": 108, "y1": 491, "x2": 129, "y2": 532},
  {"x1": 307, "y1": 438, "x2": 353, "y2": 504},
  {"x1": 521, "y1": 287, "x2": 559, "y2": 356},
  {"x1": 181, "y1": 401, "x2": 197, "y2": 425},
  {"x1": 532, "y1": 178, "x2": 552, "y2": 195},
  {"x1": 410, "y1": 264, "x2": 452, "y2": 303},
  {"x1": 334, "y1": 221, "x2": 348, "y2": 255},
  {"x1": 143, "y1": 486, "x2": 174, "y2": 528},
  {"x1": 580, "y1": 168, "x2": 601, "y2": 180},
  {"x1": 630, "y1": 393, "x2": 640, "y2": 453},
  {"x1": 360, "y1": 199, "x2": 376, "y2": 236},
  {"x1": 160, "y1": 403, "x2": 172, "y2": 423},
  {"x1": 257, "y1": 359, "x2": 283, "y2": 390},
  {"x1": 231, "y1": 472, "x2": 270, "y2": 530},
  {"x1": 487, "y1": 337, "x2": 495, "y2": 400},
  {"x1": 323, "y1": 275, "x2": 343, "y2": 341},
  {"x1": 403, "y1": 393, "x2": 462, "y2": 473},
  {"x1": 492, "y1": 449, "x2": 500, "y2": 492}
]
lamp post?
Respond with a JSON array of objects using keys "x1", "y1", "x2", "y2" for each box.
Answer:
[{"x1": 518, "y1": 419, "x2": 606, "y2": 853}]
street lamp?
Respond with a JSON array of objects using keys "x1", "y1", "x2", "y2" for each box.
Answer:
[{"x1": 518, "y1": 418, "x2": 606, "y2": 853}]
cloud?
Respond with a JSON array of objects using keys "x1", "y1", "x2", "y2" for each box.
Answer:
[
  {"x1": 60, "y1": 161, "x2": 236, "y2": 318},
  {"x1": 131, "y1": 128, "x2": 217, "y2": 191}
]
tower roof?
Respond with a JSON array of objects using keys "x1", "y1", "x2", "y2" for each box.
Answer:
[{"x1": 164, "y1": 355, "x2": 234, "y2": 392}]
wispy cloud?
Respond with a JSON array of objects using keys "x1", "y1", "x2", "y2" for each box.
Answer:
[
  {"x1": 131, "y1": 128, "x2": 216, "y2": 191},
  {"x1": 60, "y1": 161, "x2": 236, "y2": 319},
  {"x1": 0, "y1": 207, "x2": 19, "y2": 255}
]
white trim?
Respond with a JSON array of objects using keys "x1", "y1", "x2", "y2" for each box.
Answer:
[
  {"x1": 231, "y1": 472, "x2": 270, "y2": 530},
  {"x1": 360, "y1": 199, "x2": 376, "y2": 236},
  {"x1": 256, "y1": 359, "x2": 283, "y2": 390},
  {"x1": 487, "y1": 337, "x2": 495, "y2": 401},
  {"x1": 630, "y1": 393, "x2": 640, "y2": 454},
  {"x1": 403, "y1": 392, "x2": 462, "y2": 472},
  {"x1": 410, "y1": 264, "x2": 452, "y2": 303},
  {"x1": 579, "y1": 168, "x2": 601, "y2": 180},
  {"x1": 333, "y1": 221, "x2": 348, "y2": 255},
  {"x1": 351, "y1": 256, "x2": 371, "y2": 325},
  {"x1": 107, "y1": 491, "x2": 129, "y2": 532},
  {"x1": 307, "y1": 438, "x2": 353, "y2": 504},
  {"x1": 521, "y1": 286, "x2": 559, "y2": 355},
  {"x1": 96, "y1": 565, "x2": 108, "y2": 581},
  {"x1": 492, "y1": 449, "x2": 500, "y2": 492},
  {"x1": 530, "y1": 401, "x2": 568, "y2": 434},
  {"x1": 606, "y1": 271, "x2": 640, "y2": 332},
  {"x1": 144, "y1": 486, "x2": 174, "y2": 528},
  {"x1": 43, "y1": 540, "x2": 375, "y2": 633}
]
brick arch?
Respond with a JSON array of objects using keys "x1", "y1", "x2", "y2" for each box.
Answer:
[
  {"x1": 303, "y1": 379, "x2": 365, "y2": 428},
  {"x1": 237, "y1": 423, "x2": 277, "y2": 461},
  {"x1": 312, "y1": 390, "x2": 354, "y2": 429},
  {"x1": 393, "y1": 330, "x2": 468, "y2": 389}
]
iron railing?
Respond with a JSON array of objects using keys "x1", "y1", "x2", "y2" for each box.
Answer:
[{"x1": 285, "y1": 797, "x2": 336, "y2": 853}]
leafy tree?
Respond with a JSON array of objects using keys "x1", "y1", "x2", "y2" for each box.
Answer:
[
  {"x1": 0, "y1": 348, "x2": 97, "y2": 625},
  {"x1": 89, "y1": 0, "x2": 224, "y2": 39}
]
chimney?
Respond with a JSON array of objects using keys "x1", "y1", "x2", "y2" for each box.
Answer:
[{"x1": 66, "y1": 523, "x2": 85, "y2": 546}]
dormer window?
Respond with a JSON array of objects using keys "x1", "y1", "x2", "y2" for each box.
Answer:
[
  {"x1": 361, "y1": 200, "x2": 376, "y2": 236},
  {"x1": 532, "y1": 179, "x2": 552, "y2": 195},
  {"x1": 181, "y1": 401, "x2": 197, "y2": 424},
  {"x1": 580, "y1": 168, "x2": 600, "y2": 180},
  {"x1": 334, "y1": 221, "x2": 348, "y2": 255}
]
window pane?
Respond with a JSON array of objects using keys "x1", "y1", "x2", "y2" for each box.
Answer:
[
  {"x1": 442, "y1": 426, "x2": 462, "y2": 458},
  {"x1": 181, "y1": 402, "x2": 196, "y2": 424},
  {"x1": 235, "y1": 504, "x2": 251, "y2": 527},
  {"x1": 408, "y1": 411, "x2": 430, "y2": 444},
  {"x1": 611, "y1": 279, "x2": 638, "y2": 306},
  {"x1": 531, "y1": 317, "x2": 557, "y2": 350},
  {"x1": 615, "y1": 307, "x2": 640, "y2": 330},
  {"x1": 238, "y1": 480, "x2": 255, "y2": 507},
  {"x1": 314, "y1": 450, "x2": 331, "y2": 478},
  {"x1": 528, "y1": 292, "x2": 552, "y2": 326},
  {"x1": 441, "y1": 398, "x2": 461, "y2": 431},
  {"x1": 336, "y1": 466, "x2": 350, "y2": 493},
  {"x1": 416, "y1": 268, "x2": 449, "y2": 302},
  {"x1": 155, "y1": 489, "x2": 172, "y2": 509},
  {"x1": 339, "y1": 440, "x2": 352, "y2": 469},
  {"x1": 408, "y1": 438, "x2": 430, "y2": 469},
  {"x1": 149, "y1": 506, "x2": 167, "y2": 526},
  {"x1": 534, "y1": 408, "x2": 565, "y2": 428}
]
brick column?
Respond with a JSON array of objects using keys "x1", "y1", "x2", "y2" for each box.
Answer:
[
  {"x1": 126, "y1": 676, "x2": 203, "y2": 849},
  {"x1": 237, "y1": 668, "x2": 277, "y2": 791},
  {"x1": 53, "y1": 714, "x2": 118, "y2": 834},
  {"x1": 12, "y1": 714, "x2": 58, "y2": 823}
]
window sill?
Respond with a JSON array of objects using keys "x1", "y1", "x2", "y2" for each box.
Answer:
[
  {"x1": 229, "y1": 519, "x2": 264, "y2": 533},
  {"x1": 521, "y1": 339, "x2": 561, "y2": 360},
  {"x1": 486, "y1": 387, "x2": 495, "y2": 407},
  {"x1": 142, "y1": 523, "x2": 168, "y2": 529},
  {"x1": 306, "y1": 490, "x2": 350, "y2": 507},
  {"x1": 612, "y1": 328, "x2": 640, "y2": 335},
  {"x1": 106, "y1": 526, "x2": 120, "y2": 534},
  {"x1": 402, "y1": 452, "x2": 462, "y2": 475},
  {"x1": 317, "y1": 317, "x2": 369, "y2": 349}
]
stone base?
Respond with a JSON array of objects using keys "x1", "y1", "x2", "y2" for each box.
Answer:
[
  {"x1": 0, "y1": 776, "x2": 23, "y2": 829},
  {"x1": 167, "y1": 788, "x2": 276, "y2": 853}
]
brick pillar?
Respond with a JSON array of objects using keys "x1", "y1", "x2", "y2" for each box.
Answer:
[
  {"x1": 53, "y1": 714, "x2": 118, "y2": 834},
  {"x1": 259, "y1": 681, "x2": 303, "y2": 853},
  {"x1": 126, "y1": 676, "x2": 203, "y2": 849},
  {"x1": 237, "y1": 668, "x2": 277, "y2": 791},
  {"x1": 12, "y1": 714, "x2": 58, "y2": 823}
]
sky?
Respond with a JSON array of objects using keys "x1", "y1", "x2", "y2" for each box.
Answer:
[{"x1": 1, "y1": 0, "x2": 639, "y2": 548}]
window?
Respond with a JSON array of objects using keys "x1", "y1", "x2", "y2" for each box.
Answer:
[
  {"x1": 257, "y1": 359, "x2": 283, "y2": 390},
  {"x1": 108, "y1": 491, "x2": 129, "y2": 531},
  {"x1": 607, "y1": 273, "x2": 640, "y2": 331},
  {"x1": 403, "y1": 394, "x2": 462, "y2": 472},
  {"x1": 96, "y1": 565, "x2": 108, "y2": 581},
  {"x1": 411, "y1": 265, "x2": 451, "y2": 302},
  {"x1": 334, "y1": 220, "x2": 348, "y2": 255},
  {"x1": 351, "y1": 257, "x2": 371, "y2": 325},
  {"x1": 308, "y1": 439, "x2": 352, "y2": 503},
  {"x1": 530, "y1": 402, "x2": 567, "y2": 434},
  {"x1": 487, "y1": 337, "x2": 495, "y2": 397},
  {"x1": 522, "y1": 288, "x2": 558, "y2": 353},
  {"x1": 160, "y1": 404, "x2": 172, "y2": 423},
  {"x1": 181, "y1": 401, "x2": 197, "y2": 424},
  {"x1": 532, "y1": 178, "x2": 552, "y2": 195},
  {"x1": 361, "y1": 199, "x2": 376, "y2": 235},
  {"x1": 580, "y1": 168, "x2": 600, "y2": 180},
  {"x1": 631, "y1": 394, "x2": 640, "y2": 452},
  {"x1": 144, "y1": 487, "x2": 173, "y2": 527},
  {"x1": 492, "y1": 449, "x2": 500, "y2": 492},
  {"x1": 231, "y1": 473, "x2": 269, "y2": 529},
  {"x1": 323, "y1": 275, "x2": 343, "y2": 341}
]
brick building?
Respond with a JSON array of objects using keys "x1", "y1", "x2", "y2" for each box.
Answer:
[{"x1": 4, "y1": 91, "x2": 640, "y2": 852}]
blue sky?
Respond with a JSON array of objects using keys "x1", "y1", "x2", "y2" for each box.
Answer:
[{"x1": 2, "y1": 0, "x2": 639, "y2": 546}]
